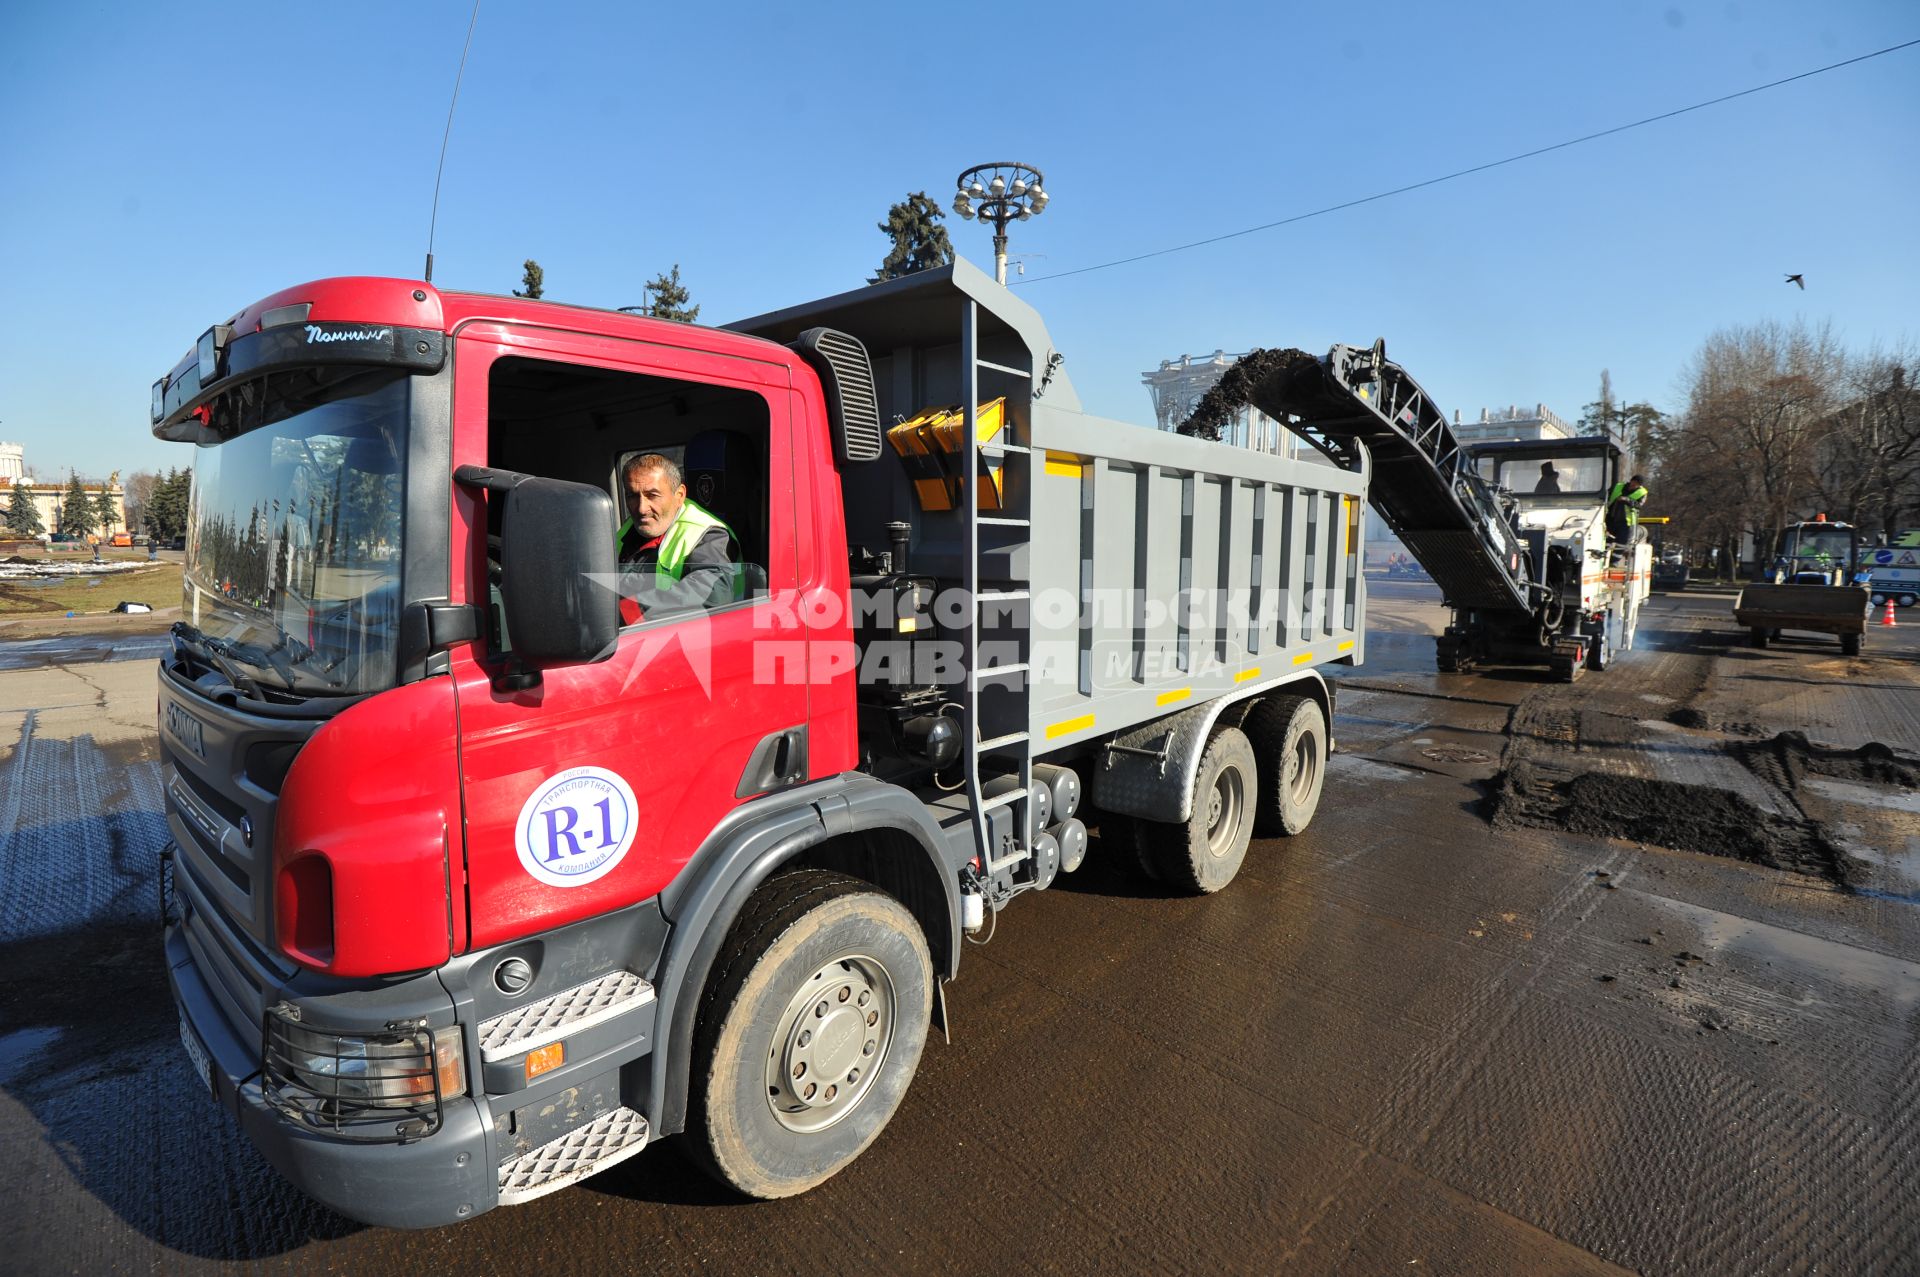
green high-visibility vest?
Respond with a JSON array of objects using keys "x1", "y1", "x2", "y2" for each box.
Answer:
[
  {"x1": 1607, "y1": 482, "x2": 1648, "y2": 526},
  {"x1": 617, "y1": 499, "x2": 741, "y2": 598}
]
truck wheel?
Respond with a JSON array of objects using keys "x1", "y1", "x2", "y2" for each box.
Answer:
[
  {"x1": 1133, "y1": 727, "x2": 1258, "y2": 894},
  {"x1": 1900, "y1": 594, "x2": 1918, "y2": 609},
  {"x1": 1841, "y1": 632, "x2": 1862, "y2": 656},
  {"x1": 1245, "y1": 695, "x2": 1327, "y2": 836},
  {"x1": 687, "y1": 870, "x2": 932, "y2": 1199},
  {"x1": 1750, "y1": 627, "x2": 1769, "y2": 649}
]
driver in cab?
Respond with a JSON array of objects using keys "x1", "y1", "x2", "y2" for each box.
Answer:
[{"x1": 617, "y1": 453, "x2": 738, "y2": 624}]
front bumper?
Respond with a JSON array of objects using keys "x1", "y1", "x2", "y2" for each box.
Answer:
[{"x1": 165, "y1": 918, "x2": 496, "y2": 1229}]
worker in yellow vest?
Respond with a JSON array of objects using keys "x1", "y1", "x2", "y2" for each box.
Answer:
[
  {"x1": 1605, "y1": 475, "x2": 1648, "y2": 544},
  {"x1": 617, "y1": 453, "x2": 739, "y2": 623}
]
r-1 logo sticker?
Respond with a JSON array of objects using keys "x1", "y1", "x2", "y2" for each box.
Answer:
[{"x1": 515, "y1": 767, "x2": 638, "y2": 888}]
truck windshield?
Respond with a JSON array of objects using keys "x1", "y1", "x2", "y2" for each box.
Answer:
[
  {"x1": 1783, "y1": 525, "x2": 1852, "y2": 565},
  {"x1": 184, "y1": 372, "x2": 408, "y2": 696},
  {"x1": 1477, "y1": 454, "x2": 1608, "y2": 497}
]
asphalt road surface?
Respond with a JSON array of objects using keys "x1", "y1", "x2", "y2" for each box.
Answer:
[{"x1": 4, "y1": 582, "x2": 1918, "y2": 1274}]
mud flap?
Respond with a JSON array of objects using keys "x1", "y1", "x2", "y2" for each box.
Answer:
[{"x1": 932, "y1": 979, "x2": 950, "y2": 1045}]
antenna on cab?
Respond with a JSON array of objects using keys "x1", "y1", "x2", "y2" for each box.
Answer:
[{"x1": 424, "y1": 0, "x2": 483, "y2": 284}]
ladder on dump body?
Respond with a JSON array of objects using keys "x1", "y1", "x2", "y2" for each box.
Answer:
[{"x1": 960, "y1": 300, "x2": 1035, "y2": 882}]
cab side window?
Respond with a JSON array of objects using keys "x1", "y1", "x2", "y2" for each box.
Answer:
[{"x1": 483, "y1": 356, "x2": 771, "y2": 654}]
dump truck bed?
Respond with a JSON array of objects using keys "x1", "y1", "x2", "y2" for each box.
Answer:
[
  {"x1": 1733, "y1": 583, "x2": 1870, "y2": 636},
  {"x1": 1017, "y1": 415, "x2": 1364, "y2": 749},
  {"x1": 730, "y1": 258, "x2": 1367, "y2": 754}
]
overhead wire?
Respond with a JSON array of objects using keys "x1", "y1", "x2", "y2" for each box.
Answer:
[{"x1": 1015, "y1": 37, "x2": 1920, "y2": 287}]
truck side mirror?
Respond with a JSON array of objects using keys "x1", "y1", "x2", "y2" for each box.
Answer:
[{"x1": 499, "y1": 476, "x2": 620, "y2": 667}]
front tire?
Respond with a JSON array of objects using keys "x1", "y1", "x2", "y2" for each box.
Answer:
[
  {"x1": 688, "y1": 870, "x2": 932, "y2": 1199},
  {"x1": 1133, "y1": 727, "x2": 1258, "y2": 894}
]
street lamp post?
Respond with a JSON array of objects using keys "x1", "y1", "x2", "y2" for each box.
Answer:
[{"x1": 952, "y1": 163, "x2": 1048, "y2": 286}]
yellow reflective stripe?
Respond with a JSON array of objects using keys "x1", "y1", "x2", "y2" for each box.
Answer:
[
  {"x1": 1292, "y1": 651, "x2": 1316, "y2": 665},
  {"x1": 1234, "y1": 667, "x2": 1262, "y2": 683},
  {"x1": 1337, "y1": 640, "x2": 1355, "y2": 652},
  {"x1": 1046, "y1": 714, "x2": 1095, "y2": 740},
  {"x1": 1156, "y1": 688, "x2": 1192, "y2": 706}
]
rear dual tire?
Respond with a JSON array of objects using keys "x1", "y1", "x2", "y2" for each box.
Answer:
[
  {"x1": 1132, "y1": 727, "x2": 1258, "y2": 894},
  {"x1": 1130, "y1": 697, "x2": 1329, "y2": 895}
]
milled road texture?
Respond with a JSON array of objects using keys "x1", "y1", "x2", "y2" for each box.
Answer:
[{"x1": 4, "y1": 586, "x2": 1919, "y2": 1274}]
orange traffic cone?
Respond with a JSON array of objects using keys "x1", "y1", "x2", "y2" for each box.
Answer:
[{"x1": 1883, "y1": 600, "x2": 1898, "y2": 627}]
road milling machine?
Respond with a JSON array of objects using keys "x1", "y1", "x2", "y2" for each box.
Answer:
[{"x1": 1182, "y1": 343, "x2": 1650, "y2": 681}]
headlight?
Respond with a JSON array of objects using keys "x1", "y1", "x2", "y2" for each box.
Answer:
[
  {"x1": 264, "y1": 1014, "x2": 466, "y2": 1141},
  {"x1": 277, "y1": 1022, "x2": 467, "y2": 1104}
]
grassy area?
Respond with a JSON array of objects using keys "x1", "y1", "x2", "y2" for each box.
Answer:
[{"x1": 0, "y1": 564, "x2": 184, "y2": 616}]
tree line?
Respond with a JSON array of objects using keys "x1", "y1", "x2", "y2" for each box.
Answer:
[
  {"x1": 1640, "y1": 320, "x2": 1918, "y2": 575},
  {"x1": 2, "y1": 466, "x2": 195, "y2": 542}
]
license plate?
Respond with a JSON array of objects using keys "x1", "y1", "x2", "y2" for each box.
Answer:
[{"x1": 178, "y1": 1015, "x2": 214, "y2": 1099}]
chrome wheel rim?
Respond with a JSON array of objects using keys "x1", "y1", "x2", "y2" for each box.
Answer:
[{"x1": 765, "y1": 954, "x2": 896, "y2": 1134}]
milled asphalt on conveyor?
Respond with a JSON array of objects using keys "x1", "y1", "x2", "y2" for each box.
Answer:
[{"x1": 2, "y1": 586, "x2": 1917, "y2": 1273}]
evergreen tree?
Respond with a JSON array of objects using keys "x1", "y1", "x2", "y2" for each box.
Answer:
[
  {"x1": 94, "y1": 486, "x2": 119, "y2": 534},
  {"x1": 642, "y1": 264, "x2": 700, "y2": 323},
  {"x1": 146, "y1": 468, "x2": 193, "y2": 541},
  {"x1": 870, "y1": 192, "x2": 954, "y2": 284},
  {"x1": 1578, "y1": 369, "x2": 1619, "y2": 442},
  {"x1": 514, "y1": 259, "x2": 545, "y2": 300},
  {"x1": 61, "y1": 473, "x2": 99, "y2": 537},
  {"x1": 4, "y1": 479, "x2": 44, "y2": 537}
]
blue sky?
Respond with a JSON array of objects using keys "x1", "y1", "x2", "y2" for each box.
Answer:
[{"x1": 1, "y1": 1, "x2": 1915, "y2": 483}]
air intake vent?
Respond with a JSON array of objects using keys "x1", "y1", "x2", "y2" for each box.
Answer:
[{"x1": 791, "y1": 328, "x2": 882, "y2": 463}]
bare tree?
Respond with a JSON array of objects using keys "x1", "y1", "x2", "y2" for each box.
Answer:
[
  {"x1": 1670, "y1": 319, "x2": 1844, "y2": 571},
  {"x1": 1811, "y1": 342, "x2": 1920, "y2": 541}
]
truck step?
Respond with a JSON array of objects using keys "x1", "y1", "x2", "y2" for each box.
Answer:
[
  {"x1": 478, "y1": 970, "x2": 655, "y2": 1063},
  {"x1": 979, "y1": 789, "x2": 1026, "y2": 811},
  {"x1": 975, "y1": 358, "x2": 1032, "y2": 378},
  {"x1": 978, "y1": 442, "x2": 1032, "y2": 456},
  {"x1": 976, "y1": 589, "x2": 1031, "y2": 602},
  {"x1": 977, "y1": 732, "x2": 1030, "y2": 751},
  {"x1": 497, "y1": 1106, "x2": 651, "y2": 1206},
  {"x1": 978, "y1": 516, "x2": 1031, "y2": 527}
]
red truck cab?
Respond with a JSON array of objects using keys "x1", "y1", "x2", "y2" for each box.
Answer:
[{"x1": 156, "y1": 278, "x2": 959, "y2": 1225}]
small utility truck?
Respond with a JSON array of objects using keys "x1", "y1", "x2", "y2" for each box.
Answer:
[{"x1": 1736, "y1": 517, "x2": 1871, "y2": 654}]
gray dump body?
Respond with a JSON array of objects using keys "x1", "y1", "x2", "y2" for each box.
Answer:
[{"x1": 733, "y1": 257, "x2": 1368, "y2": 753}]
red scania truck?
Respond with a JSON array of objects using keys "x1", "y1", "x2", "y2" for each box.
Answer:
[{"x1": 153, "y1": 258, "x2": 1411, "y2": 1227}]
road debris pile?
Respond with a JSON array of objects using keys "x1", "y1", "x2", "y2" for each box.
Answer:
[
  {"x1": 1734, "y1": 729, "x2": 1920, "y2": 792},
  {"x1": 1487, "y1": 760, "x2": 1860, "y2": 888}
]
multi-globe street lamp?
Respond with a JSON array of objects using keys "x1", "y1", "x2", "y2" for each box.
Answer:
[{"x1": 952, "y1": 163, "x2": 1048, "y2": 286}]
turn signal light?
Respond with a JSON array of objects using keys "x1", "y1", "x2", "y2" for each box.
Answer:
[{"x1": 525, "y1": 1041, "x2": 565, "y2": 1081}]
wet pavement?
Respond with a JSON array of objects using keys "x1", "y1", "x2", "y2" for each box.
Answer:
[
  {"x1": 0, "y1": 634, "x2": 170, "y2": 672},
  {"x1": 4, "y1": 582, "x2": 1919, "y2": 1274}
]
